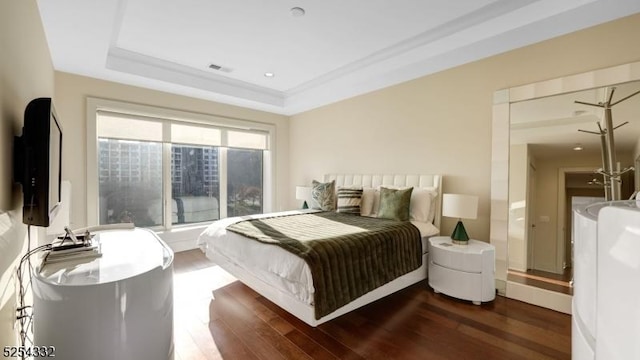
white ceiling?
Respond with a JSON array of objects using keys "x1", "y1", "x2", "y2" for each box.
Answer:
[{"x1": 37, "y1": 0, "x2": 640, "y2": 115}]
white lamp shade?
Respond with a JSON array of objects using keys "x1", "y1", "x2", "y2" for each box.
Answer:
[
  {"x1": 442, "y1": 194, "x2": 478, "y2": 220},
  {"x1": 295, "y1": 186, "x2": 312, "y2": 201}
]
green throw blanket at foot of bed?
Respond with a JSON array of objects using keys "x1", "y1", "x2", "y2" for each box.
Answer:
[{"x1": 226, "y1": 211, "x2": 422, "y2": 319}]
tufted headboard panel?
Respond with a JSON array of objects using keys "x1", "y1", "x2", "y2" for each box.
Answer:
[{"x1": 323, "y1": 174, "x2": 443, "y2": 229}]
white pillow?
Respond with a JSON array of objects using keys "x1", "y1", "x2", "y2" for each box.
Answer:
[
  {"x1": 365, "y1": 188, "x2": 382, "y2": 218},
  {"x1": 360, "y1": 187, "x2": 376, "y2": 216},
  {"x1": 410, "y1": 188, "x2": 434, "y2": 223},
  {"x1": 423, "y1": 187, "x2": 438, "y2": 223}
]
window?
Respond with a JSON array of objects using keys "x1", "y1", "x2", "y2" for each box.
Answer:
[
  {"x1": 227, "y1": 148, "x2": 263, "y2": 217},
  {"x1": 171, "y1": 144, "x2": 220, "y2": 225},
  {"x1": 90, "y1": 102, "x2": 273, "y2": 230},
  {"x1": 98, "y1": 139, "x2": 163, "y2": 226}
]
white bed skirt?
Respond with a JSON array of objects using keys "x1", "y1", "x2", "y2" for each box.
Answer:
[{"x1": 209, "y1": 248, "x2": 428, "y2": 327}]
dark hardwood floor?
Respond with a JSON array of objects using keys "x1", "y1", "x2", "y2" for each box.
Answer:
[{"x1": 173, "y1": 249, "x2": 571, "y2": 360}]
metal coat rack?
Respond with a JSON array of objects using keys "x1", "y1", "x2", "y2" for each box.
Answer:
[{"x1": 576, "y1": 86, "x2": 640, "y2": 201}]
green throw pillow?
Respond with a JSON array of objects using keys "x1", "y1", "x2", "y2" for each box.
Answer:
[{"x1": 377, "y1": 187, "x2": 413, "y2": 221}]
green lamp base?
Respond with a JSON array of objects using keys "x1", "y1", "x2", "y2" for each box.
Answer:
[
  {"x1": 451, "y1": 220, "x2": 469, "y2": 245},
  {"x1": 302, "y1": 201, "x2": 308, "y2": 209}
]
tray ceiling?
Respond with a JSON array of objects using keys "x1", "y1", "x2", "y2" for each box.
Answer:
[{"x1": 37, "y1": 0, "x2": 640, "y2": 115}]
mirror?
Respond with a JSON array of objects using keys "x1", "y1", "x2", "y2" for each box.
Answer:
[
  {"x1": 507, "y1": 81, "x2": 640, "y2": 294},
  {"x1": 491, "y1": 60, "x2": 640, "y2": 313}
]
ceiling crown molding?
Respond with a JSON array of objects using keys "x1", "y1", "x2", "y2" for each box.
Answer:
[{"x1": 106, "y1": 46, "x2": 285, "y2": 106}]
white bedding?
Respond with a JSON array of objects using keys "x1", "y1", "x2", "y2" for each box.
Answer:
[{"x1": 197, "y1": 210, "x2": 439, "y2": 304}]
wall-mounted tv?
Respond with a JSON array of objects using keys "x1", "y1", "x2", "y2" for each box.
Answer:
[{"x1": 14, "y1": 98, "x2": 63, "y2": 227}]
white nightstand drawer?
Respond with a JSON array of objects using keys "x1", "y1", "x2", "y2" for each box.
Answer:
[
  {"x1": 429, "y1": 262, "x2": 483, "y2": 302},
  {"x1": 430, "y1": 243, "x2": 483, "y2": 273},
  {"x1": 427, "y1": 236, "x2": 496, "y2": 304}
]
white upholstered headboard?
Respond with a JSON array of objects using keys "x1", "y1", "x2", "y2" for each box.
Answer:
[{"x1": 322, "y1": 174, "x2": 443, "y2": 230}]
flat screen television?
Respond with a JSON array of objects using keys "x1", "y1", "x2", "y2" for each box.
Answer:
[{"x1": 14, "y1": 98, "x2": 63, "y2": 227}]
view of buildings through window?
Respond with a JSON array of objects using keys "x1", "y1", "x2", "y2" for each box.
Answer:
[
  {"x1": 98, "y1": 138, "x2": 263, "y2": 227},
  {"x1": 98, "y1": 139, "x2": 163, "y2": 226},
  {"x1": 227, "y1": 148, "x2": 264, "y2": 217},
  {"x1": 171, "y1": 145, "x2": 220, "y2": 224}
]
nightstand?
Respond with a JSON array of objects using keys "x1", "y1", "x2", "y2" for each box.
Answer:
[{"x1": 428, "y1": 236, "x2": 495, "y2": 305}]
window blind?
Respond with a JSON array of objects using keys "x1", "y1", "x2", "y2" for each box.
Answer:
[
  {"x1": 96, "y1": 110, "x2": 269, "y2": 150},
  {"x1": 97, "y1": 113, "x2": 162, "y2": 142}
]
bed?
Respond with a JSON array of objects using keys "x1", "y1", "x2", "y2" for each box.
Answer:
[{"x1": 197, "y1": 174, "x2": 442, "y2": 326}]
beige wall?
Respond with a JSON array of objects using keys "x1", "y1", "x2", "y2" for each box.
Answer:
[
  {"x1": 289, "y1": 13, "x2": 640, "y2": 241},
  {"x1": 0, "y1": 0, "x2": 54, "y2": 344},
  {"x1": 54, "y1": 72, "x2": 290, "y2": 230}
]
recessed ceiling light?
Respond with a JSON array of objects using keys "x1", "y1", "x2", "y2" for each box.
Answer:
[
  {"x1": 290, "y1": 7, "x2": 305, "y2": 17},
  {"x1": 264, "y1": 72, "x2": 275, "y2": 78},
  {"x1": 573, "y1": 144, "x2": 584, "y2": 151}
]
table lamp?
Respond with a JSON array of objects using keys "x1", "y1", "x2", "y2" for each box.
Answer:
[
  {"x1": 442, "y1": 193, "x2": 478, "y2": 245},
  {"x1": 295, "y1": 186, "x2": 312, "y2": 209}
]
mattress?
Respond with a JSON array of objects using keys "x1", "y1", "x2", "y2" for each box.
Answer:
[{"x1": 197, "y1": 210, "x2": 439, "y2": 305}]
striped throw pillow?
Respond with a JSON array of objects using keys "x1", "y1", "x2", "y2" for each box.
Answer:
[{"x1": 336, "y1": 187, "x2": 363, "y2": 215}]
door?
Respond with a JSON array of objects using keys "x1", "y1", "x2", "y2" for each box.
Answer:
[{"x1": 526, "y1": 163, "x2": 536, "y2": 270}]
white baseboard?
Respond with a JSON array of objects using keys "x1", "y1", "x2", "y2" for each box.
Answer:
[
  {"x1": 506, "y1": 281, "x2": 572, "y2": 314},
  {"x1": 165, "y1": 238, "x2": 198, "y2": 253},
  {"x1": 155, "y1": 225, "x2": 206, "y2": 253}
]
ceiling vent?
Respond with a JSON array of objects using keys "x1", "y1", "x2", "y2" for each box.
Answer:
[{"x1": 208, "y1": 63, "x2": 232, "y2": 73}]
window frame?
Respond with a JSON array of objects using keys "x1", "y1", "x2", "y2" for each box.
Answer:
[{"x1": 86, "y1": 97, "x2": 276, "y2": 230}]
